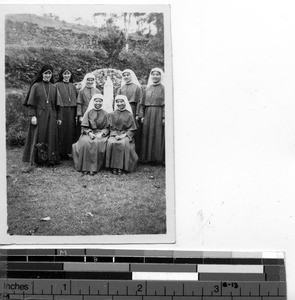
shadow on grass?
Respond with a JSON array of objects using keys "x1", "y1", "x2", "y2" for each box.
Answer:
[{"x1": 6, "y1": 147, "x2": 166, "y2": 236}]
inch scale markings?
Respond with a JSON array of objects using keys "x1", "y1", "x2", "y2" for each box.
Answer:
[
  {"x1": 0, "y1": 280, "x2": 286, "y2": 299},
  {"x1": 0, "y1": 249, "x2": 287, "y2": 300}
]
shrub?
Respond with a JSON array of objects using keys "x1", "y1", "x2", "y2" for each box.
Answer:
[
  {"x1": 6, "y1": 121, "x2": 28, "y2": 147},
  {"x1": 6, "y1": 91, "x2": 29, "y2": 147}
]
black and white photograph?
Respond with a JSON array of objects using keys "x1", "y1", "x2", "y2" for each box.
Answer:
[
  {"x1": 0, "y1": 4, "x2": 174, "y2": 244},
  {"x1": 2, "y1": 0, "x2": 295, "y2": 297}
]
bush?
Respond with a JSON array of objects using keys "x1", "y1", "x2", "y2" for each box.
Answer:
[
  {"x1": 6, "y1": 122, "x2": 28, "y2": 147},
  {"x1": 6, "y1": 91, "x2": 29, "y2": 147},
  {"x1": 118, "y1": 49, "x2": 164, "y2": 80}
]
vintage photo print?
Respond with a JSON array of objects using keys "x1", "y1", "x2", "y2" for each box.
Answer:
[{"x1": 0, "y1": 4, "x2": 174, "y2": 244}]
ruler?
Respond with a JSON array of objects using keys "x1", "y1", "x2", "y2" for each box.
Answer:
[{"x1": 0, "y1": 249, "x2": 286, "y2": 299}]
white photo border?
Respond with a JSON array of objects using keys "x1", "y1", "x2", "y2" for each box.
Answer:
[{"x1": 0, "y1": 3, "x2": 175, "y2": 245}]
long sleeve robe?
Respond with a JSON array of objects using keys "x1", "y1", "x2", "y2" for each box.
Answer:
[
  {"x1": 23, "y1": 81, "x2": 62, "y2": 165},
  {"x1": 56, "y1": 81, "x2": 78, "y2": 155},
  {"x1": 139, "y1": 83, "x2": 165, "y2": 163},
  {"x1": 105, "y1": 109, "x2": 138, "y2": 172},
  {"x1": 72, "y1": 108, "x2": 109, "y2": 172},
  {"x1": 117, "y1": 83, "x2": 143, "y2": 154}
]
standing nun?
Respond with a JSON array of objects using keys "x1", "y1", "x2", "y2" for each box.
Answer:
[
  {"x1": 76, "y1": 73, "x2": 101, "y2": 123},
  {"x1": 116, "y1": 69, "x2": 142, "y2": 117},
  {"x1": 116, "y1": 69, "x2": 143, "y2": 154},
  {"x1": 22, "y1": 64, "x2": 62, "y2": 166},
  {"x1": 55, "y1": 68, "x2": 78, "y2": 159},
  {"x1": 139, "y1": 67, "x2": 165, "y2": 164},
  {"x1": 105, "y1": 95, "x2": 138, "y2": 175}
]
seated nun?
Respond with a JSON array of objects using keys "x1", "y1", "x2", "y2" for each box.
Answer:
[
  {"x1": 72, "y1": 94, "x2": 109, "y2": 175},
  {"x1": 105, "y1": 95, "x2": 138, "y2": 175}
]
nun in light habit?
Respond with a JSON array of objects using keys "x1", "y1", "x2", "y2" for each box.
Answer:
[
  {"x1": 139, "y1": 67, "x2": 165, "y2": 164},
  {"x1": 76, "y1": 73, "x2": 100, "y2": 129},
  {"x1": 116, "y1": 69, "x2": 142, "y2": 117},
  {"x1": 105, "y1": 95, "x2": 138, "y2": 175},
  {"x1": 72, "y1": 93, "x2": 109, "y2": 175},
  {"x1": 116, "y1": 69, "x2": 143, "y2": 154}
]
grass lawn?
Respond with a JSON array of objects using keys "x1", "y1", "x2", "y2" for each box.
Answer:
[{"x1": 6, "y1": 147, "x2": 166, "y2": 236}]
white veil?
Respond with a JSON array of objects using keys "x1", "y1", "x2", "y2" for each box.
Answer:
[
  {"x1": 81, "y1": 93, "x2": 107, "y2": 125},
  {"x1": 114, "y1": 95, "x2": 133, "y2": 114},
  {"x1": 147, "y1": 67, "x2": 165, "y2": 87},
  {"x1": 121, "y1": 69, "x2": 141, "y2": 88},
  {"x1": 80, "y1": 72, "x2": 96, "y2": 90}
]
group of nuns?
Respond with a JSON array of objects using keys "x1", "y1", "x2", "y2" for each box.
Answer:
[{"x1": 22, "y1": 65, "x2": 165, "y2": 175}]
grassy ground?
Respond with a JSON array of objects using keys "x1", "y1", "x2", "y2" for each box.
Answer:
[{"x1": 6, "y1": 147, "x2": 166, "y2": 236}]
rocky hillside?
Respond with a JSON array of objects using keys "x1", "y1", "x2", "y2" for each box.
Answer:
[
  {"x1": 6, "y1": 14, "x2": 98, "y2": 34},
  {"x1": 6, "y1": 15, "x2": 104, "y2": 50},
  {"x1": 5, "y1": 14, "x2": 161, "y2": 89}
]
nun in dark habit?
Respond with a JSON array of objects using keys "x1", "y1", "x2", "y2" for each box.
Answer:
[
  {"x1": 55, "y1": 68, "x2": 78, "y2": 159},
  {"x1": 22, "y1": 65, "x2": 62, "y2": 166}
]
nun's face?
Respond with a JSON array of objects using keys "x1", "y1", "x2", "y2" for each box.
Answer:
[
  {"x1": 86, "y1": 77, "x2": 95, "y2": 88},
  {"x1": 42, "y1": 70, "x2": 52, "y2": 82},
  {"x1": 62, "y1": 70, "x2": 71, "y2": 82},
  {"x1": 116, "y1": 98, "x2": 126, "y2": 110},
  {"x1": 94, "y1": 97, "x2": 103, "y2": 110},
  {"x1": 123, "y1": 72, "x2": 132, "y2": 83},
  {"x1": 151, "y1": 71, "x2": 161, "y2": 84}
]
